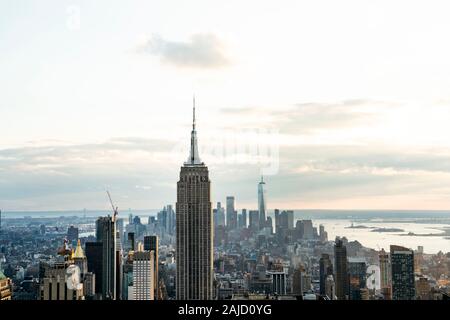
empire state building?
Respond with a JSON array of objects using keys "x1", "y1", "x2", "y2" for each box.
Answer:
[{"x1": 176, "y1": 97, "x2": 213, "y2": 300}]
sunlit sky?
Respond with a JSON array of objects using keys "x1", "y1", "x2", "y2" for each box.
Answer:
[{"x1": 2, "y1": 0, "x2": 450, "y2": 211}]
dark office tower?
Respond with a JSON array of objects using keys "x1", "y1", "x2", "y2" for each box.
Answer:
[
  {"x1": 390, "y1": 245, "x2": 415, "y2": 300},
  {"x1": 292, "y1": 266, "x2": 303, "y2": 296},
  {"x1": 67, "y1": 226, "x2": 79, "y2": 243},
  {"x1": 257, "y1": 176, "x2": 267, "y2": 230},
  {"x1": 96, "y1": 216, "x2": 116, "y2": 300},
  {"x1": 319, "y1": 254, "x2": 333, "y2": 295},
  {"x1": 226, "y1": 196, "x2": 237, "y2": 229},
  {"x1": 85, "y1": 242, "x2": 103, "y2": 297},
  {"x1": 144, "y1": 235, "x2": 159, "y2": 300},
  {"x1": 348, "y1": 257, "x2": 367, "y2": 300},
  {"x1": 176, "y1": 98, "x2": 213, "y2": 300},
  {"x1": 128, "y1": 232, "x2": 135, "y2": 251},
  {"x1": 334, "y1": 237, "x2": 348, "y2": 300}
]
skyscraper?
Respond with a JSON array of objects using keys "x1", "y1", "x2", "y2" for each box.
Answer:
[
  {"x1": 334, "y1": 237, "x2": 348, "y2": 300},
  {"x1": 379, "y1": 248, "x2": 390, "y2": 291},
  {"x1": 348, "y1": 257, "x2": 367, "y2": 300},
  {"x1": 226, "y1": 196, "x2": 237, "y2": 229},
  {"x1": 85, "y1": 242, "x2": 103, "y2": 297},
  {"x1": 96, "y1": 216, "x2": 116, "y2": 300},
  {"x1": 390, "y1": 245, "x2": 415, "y2": 300},
  {"x1": 67, "y1": 226, "x2": 79, "y2": 243},
  {"x1": 176, "y1": 98, "x2": 213, "y2": 300},
  {"x1": 249, "y1": 210, "x2": 260, "y2": 230},
  {"x1": 319, "y1": 254, "x2": 333, "y2": 296},
  {"x1": 144, "y1": 235, "x2": 159, "y2": 299},
  {"x1": 132, "y1": 250, "x2": 155, "y2": 300},
  {"x1": 258, "y1": 176, "x2": 267, "y2": 230}
]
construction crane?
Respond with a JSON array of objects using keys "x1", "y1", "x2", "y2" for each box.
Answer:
[{"x1": 106, "y1": 190, "x2": 118, "y2": 222}]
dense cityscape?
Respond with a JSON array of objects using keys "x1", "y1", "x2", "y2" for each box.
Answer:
[{"x1": 0, "y1": 106, "x2": 449, "y2": 301}]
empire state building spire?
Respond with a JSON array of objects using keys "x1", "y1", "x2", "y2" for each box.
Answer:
[{"x1": 185, "y1": 95, "x2": 203, "y2": 165}]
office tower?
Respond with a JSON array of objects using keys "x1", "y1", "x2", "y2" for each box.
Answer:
[
  {"x1": 241, "y1": 209, "x2": 247, "y2": 228},
  {"x1": 128, "y1": 232, "x2": 135, "y2": 251},
  {"x1": 96, "y1": 216, "x2": 116, "y2": 300},
  {"x1": 85, "y1": 242, "x2": 103, "y2": 297},
  {"x1": 414, "y1": 246, "x2": 424, "y2": 273},
  {"x1": 295, "y1": 220, "x2": 304, "y2": 240},
  {"x1": 176, "y1": 99, "x2": 213, "y2": 300},
  {"x1": 39, "y1": 261, "x2": 84, "y2": 300},
  {"x1": 379, "y1": 248, "x2": 390, "y2": 291},
  {"x1": 40, "y1": 224, "x2": 46, "y2": 235},
  {"x1": 67, "y1": 226, "x2": 79, "y2": 243},
  {"x1": 167, "y1": 205, "x2": 176, "y2": 235},
  {"x1": 128, "y1": 213, "x2": 133, "y2": 224},
  {"x1": 274, "y1": 209, "x2": 280, "y2": 234},
  {"x1": 319, "y1": 224, "x2": 328, "y2": 242},
  {"x1": 158, "y1": 206, "x2": 168, "y2": 231},
  {"x1": 319, "y1": 254, "x2": 333, "y2": 295},
  {"x1": 122, "y1": 252, "x2": 134, "y2": 300},
  {"x1": 144, "y1": 235, "x2": 159, "y2": 299},
  {"x1": 325, "y1": 275, "x2": 336, "y2": 300},
  {"x1": 390, "y1": 245, "x2": 415, "y2": 300},
  {"x1": 257, "y1": 176, "x2": 267, "y2": 229},
  {"x1": 132, "y1": 250, "x2": 155, "y2": 300},
  {"x1": 238, "y1": 209, "x2": 247, "y2": 229},
  {"x1": 266, "y1": 216, "x2": 273, "y2": 234},
  {"x1": 334, "y1": 237, "x2": 348, "y2": 300},
  {"x1": 116, "y1": 218, "x2": 124, "y2": 245},
  {"x1": 226, "y1": 196, "x2": 237, "y2": 229},
  {"x1": 302, "y1": 220, "x2": 314, "y2": 239},
  {"x1": 416, "y1": 276, "x2": 431, "y2": 300},
  {"x1": 249, "y1": 210, "x2": 259, "y2": 230},
  {"x1": 0, "y1": 210, "x2": 2, "y2": 235},
  {"x1": 270, "y1": 272, "x2": 287, "y2": 295},
  {"x1": 0, "y1": 270, "x2": 12, "y2": 300},
  {"x1": 292, "y1": 266, "x2": 303, "y2": 295},
  {"x1": 39, "y1": 242, "x2": 84, "y2": 300},
  {"x1": 213, "y1": 202, "x2": 225, "y2": 227},
  {"x1": 348, "y1": 257, "x2": 367, "y2": 300}
]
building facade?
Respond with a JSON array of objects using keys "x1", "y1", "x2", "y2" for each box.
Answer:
[{"x1": 176, "y1": 99, "x2": 213, "y2": 300}]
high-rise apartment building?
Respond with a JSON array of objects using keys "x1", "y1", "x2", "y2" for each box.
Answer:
[{"x1": 176, "y1": 99, "x2": 213, "y2": 300}]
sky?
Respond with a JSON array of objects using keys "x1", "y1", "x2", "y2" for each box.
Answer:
[{"x1": 2, "y1": 0, "x2": 450, "y2": 211}]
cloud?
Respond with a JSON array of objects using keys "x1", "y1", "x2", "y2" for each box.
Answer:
[
  {"x1": 220, "y1": 99, "x2": 394, "y2": 134},
  {"x1": 137, "y1": 33, "x2": 230, "y2": 69}
]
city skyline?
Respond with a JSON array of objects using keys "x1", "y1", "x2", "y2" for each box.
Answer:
[{"x1": 3, "y1": 1, "x2": 450, "y2": 211}]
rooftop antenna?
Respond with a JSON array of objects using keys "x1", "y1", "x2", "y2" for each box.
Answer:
[{"x1": 193, "y1": 94, "x2": 196, "y2": 131}]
